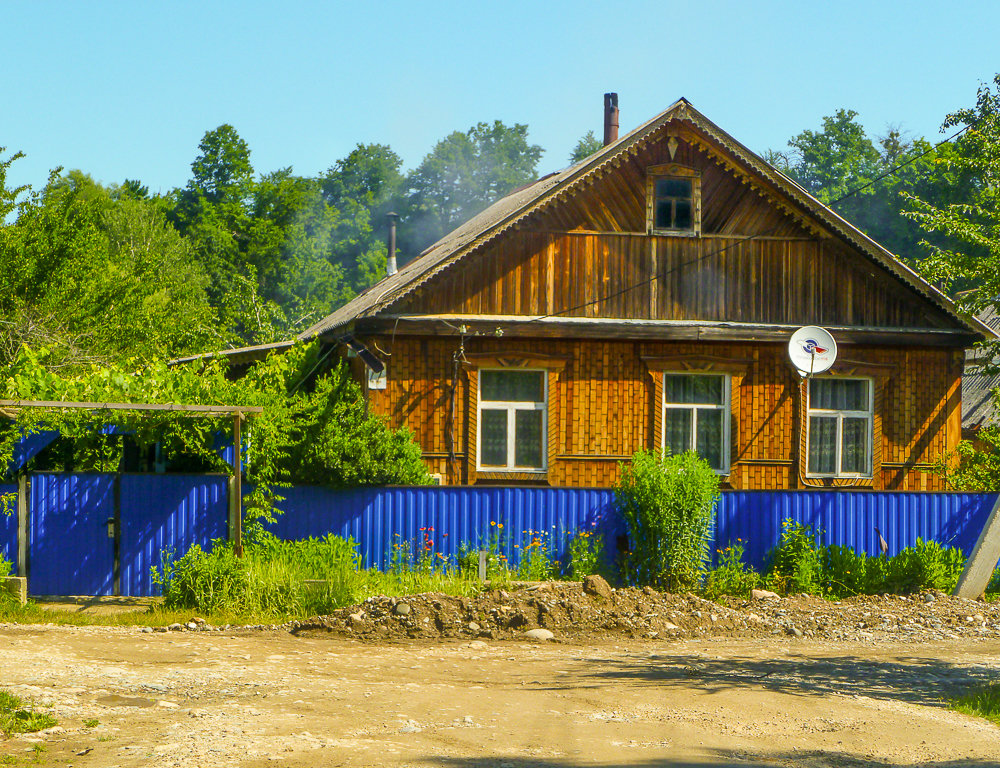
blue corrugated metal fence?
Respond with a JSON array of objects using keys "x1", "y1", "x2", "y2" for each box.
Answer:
[
  {"x1": 119, "y1": 474, "x2": 228, "y2": 596},
  {"x1": 9, "y1": 478, "x2": 1000, "y2": 596},
  {"x1": 714, "y1": 491, "x2": 1000, "y2": 569},
  {"x1": 23, "y1": 473, "x2": 227, "y2": 596},
  {"x1": 269, "y1": 486, "x2": 618, "y2": 571}
]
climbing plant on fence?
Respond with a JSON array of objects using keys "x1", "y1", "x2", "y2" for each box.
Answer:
[{"x1": 0, "y1": 341, "x2": 429, "y2": 520}]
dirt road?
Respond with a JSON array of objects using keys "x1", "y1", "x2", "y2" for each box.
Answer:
[{"x1": 2, "y1": 622, "x2": 1000, "y2": 767}]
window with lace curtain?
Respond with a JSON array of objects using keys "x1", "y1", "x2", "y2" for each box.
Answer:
[
  {"x1": 478, "y1": 369, "x2": 546, "y2": 472},
  {"x1": 661, "y1": 373, "x2": 730, "y2": 473},
  {"x1": 807, "y1": 378, "x2": 873, "y2": 477}
]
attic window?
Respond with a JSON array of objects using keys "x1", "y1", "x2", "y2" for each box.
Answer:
[
  {"x1": 654, "y1": 178, "x2": 692, "y2": 230},
  {"x1": 646, "y1": 164, "x2": 701, "y2": 236}
]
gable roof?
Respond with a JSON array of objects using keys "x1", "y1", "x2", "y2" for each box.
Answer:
[{"x1": 301, "y1": 98, "x2": 993, "y2": 341}]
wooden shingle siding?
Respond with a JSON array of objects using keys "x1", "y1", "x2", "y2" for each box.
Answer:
[{"x1": 362, "y1": 336, "x2": 959, "y2": 491}]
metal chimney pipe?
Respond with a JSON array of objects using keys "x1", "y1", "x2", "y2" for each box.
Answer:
[
  {"x1": 386, "y1": 212, "x2": 399, "y2": 277},
  {"x1": 603, "y1": 93, "x2": 619, "y2": 146}
]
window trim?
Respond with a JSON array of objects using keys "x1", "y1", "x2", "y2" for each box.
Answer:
[
  {"x1": 660, "y1": 372, "x2": 731, "y2": 475},
  {"x1": 476, "y1": 368, "x2": 548, "y2": 473},
  {"x1": 805, "y1": 376, "x2": 874, "y2": 479},
  {"x1": 646, "y1": 163, "x2": 701, "y2": 237}
]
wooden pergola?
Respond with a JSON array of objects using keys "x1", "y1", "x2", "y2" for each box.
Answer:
[{"x1": 0, "y1": 399, "x2": 263, "y2": 556}]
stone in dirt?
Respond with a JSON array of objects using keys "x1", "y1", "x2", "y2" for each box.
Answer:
[
  {"x1": 751, "y1": 589, "x2": 780, "y2": 600},
  {"x1": 523, "y1": 628, "x2": 555, "y2": 642},
  {"x1": 393, "y1": 602, "x2": 411, "y2": 617},
  {"x1": 583, "y1": 574, "x2": 613, "y2": 600}
]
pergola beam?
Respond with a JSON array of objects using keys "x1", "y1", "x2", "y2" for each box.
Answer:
[
  {"x1": 0, "y1": 399, "x2": 262, "y2": 417},
  {"x1": 1, "y1": 398, "x2": 261, "y2": 557}
]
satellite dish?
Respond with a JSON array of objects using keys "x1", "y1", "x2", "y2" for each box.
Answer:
[{"x1": 788, "y1": 326, "x2": 838, "y2": 377}]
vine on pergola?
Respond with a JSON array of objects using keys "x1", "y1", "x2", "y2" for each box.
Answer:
[{"x1": 0, "y1": 341, "x2": 430, "y2": 522}]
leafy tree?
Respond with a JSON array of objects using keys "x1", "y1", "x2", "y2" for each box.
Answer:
[
  {"x1": 569, "y1": 130, "x2": 603, "y2": 164},
  {"x1": 321, "y1": 143, "x2": 402, "y2": 287},
  {"x1": 905, "y1": 74, "x2": 1000, "y2": 311},
  {"x1": 767, "y1": 109, "x2": 965, "y2": 259},
  {"x1": 248, "y1": 169, "x2": 352, "y2": 332},
  {"x1": 0, "y1": 171, "x2": 216, "y2": 367},
  {"x1": 403, "y1": 120, "x2": 543, "y2": 254},
  {"x1": 0, "y1": 146, "x2": 28, "y2": 222},
  {"x1": 188, "y1": 124, "x2": 254, "y2": 206}
]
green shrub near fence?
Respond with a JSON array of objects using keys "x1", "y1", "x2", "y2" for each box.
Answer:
[{"x1": 614, "y1": 449, "x2": 720, "y2": 591}]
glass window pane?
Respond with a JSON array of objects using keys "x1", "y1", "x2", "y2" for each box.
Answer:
[
  {"x1": 808, "y1": 416, "x2": 838, "y2": 474},
  {"x1": 656, "y1": 178, "x2": 691, "y2": 198},
  {"x1": 481, "y1": 370, "x2": 544, "y2": 402},
  {"x1": 664, "y1": 374, "x2": 723, "y2": 405},
  {"x1": 841, "y1": 417, "x2": 869, "y2": 474},
  {"x1": 514, "y1": 410, "x2": 543, "y2": 468},
  {"x1": 663, "y1": 409, "x2": 692, "y2": 454},
  {"x1": 810, "y1": 379, "x2": 868, "y2": 411},
  {"x1": 655, "y1": 200, "x2": 673, "y2": 229},
  {"x1": 480, "y1": 409, "x2": 508, "y2": 467},
  {"x1": 696, "y1": 408, "x2": 724, "y2": 470},
  {"x1": 674, "y1": 199, "x2": 692, "y2": 229}
]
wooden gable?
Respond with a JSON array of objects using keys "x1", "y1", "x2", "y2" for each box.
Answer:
[{"x1": 388, "y1": 121, "x2": 960, "y2": 334}]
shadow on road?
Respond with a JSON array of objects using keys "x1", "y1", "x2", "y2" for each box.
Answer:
[
  {"x1": 428, "y1": 751, "x2": 1000, "y2": 767},
  {"x1": 566, "y1": 650, "x2": 997, "y2": 708}
]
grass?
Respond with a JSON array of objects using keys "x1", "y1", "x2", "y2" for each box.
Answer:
[
  {"x1": 951, "y1": 682, "x2": 1000, "y2": 726},
  {"x1": 0, "y1": 690, "x2": 56, "y2": 738}
]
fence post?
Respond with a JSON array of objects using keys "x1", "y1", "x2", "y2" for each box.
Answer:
[
  {"x1": 232, "y1": 414, "x2": 243, "y2": 557},
  {"x1": 955, "y1": 494, "x2": 1000, "y2": 598}
]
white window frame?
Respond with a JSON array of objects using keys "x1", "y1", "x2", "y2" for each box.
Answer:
[
  {"x1": 477, "y1": 369, "x2": 547, "y2": 473},
  {"x1": 806, "y1": 376, "x2": 874, "y2": 479},
  {"x1": 661, "y1": 372, "x2": 731, "y2": 474}
]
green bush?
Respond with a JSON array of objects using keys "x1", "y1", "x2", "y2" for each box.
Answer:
[
  {"x1": 566, "y1": 528, "x2": 605, "y2": 580},
  {"x1": 614, "y1": 449, "x2": 720, "y2": 591},
  {"x1": 703, "y1": 543, "x2": 760, "y2": 599},
  {"x1": 154, "y1": 531, "x2": 484, "y2": 618},
  {"x1": 883, "y1": 538, "x2": 965, "y2": 594},
  {"x1": 516, "y1": 529, "x2": 556, "y2": 581},
  {"x1": 764, "y1": 520, "x2": 823, "y2": 595},
  {"x1": 822, "y1": 544, "x2": 869, "y2": 597},
  {"x1": 0, "y1": 552, "x2": 11, "y2": 580},
  {"x1": 153, "y1": 533, "x2": 367, "y2": 616}
]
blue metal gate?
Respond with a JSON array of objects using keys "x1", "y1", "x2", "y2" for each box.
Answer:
[
  {"x1": 1, "y1": 483, "x2": 17, "y2": 569},
  {"x1": 119, "y1": 474, "x2": 228, "y2": 596},
  {"x1": 29, "y1": 474, "x2": 116, "y2": 596}
]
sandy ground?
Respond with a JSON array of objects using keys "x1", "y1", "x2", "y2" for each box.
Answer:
[{"x1": 2, "y1": 623, "x2": 1000, "y2": 767}]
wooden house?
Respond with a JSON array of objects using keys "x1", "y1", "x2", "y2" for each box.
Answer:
[{"x1": 295, "y1": 97, "x2": 993, "y2": 490}]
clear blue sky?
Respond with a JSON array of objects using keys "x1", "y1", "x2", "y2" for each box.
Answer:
[{"x1": 3, "y1": 1, "x2": 998, "y2": 196}]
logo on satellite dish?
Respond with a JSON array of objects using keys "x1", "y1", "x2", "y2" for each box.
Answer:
[
  {"x1": 788, "y1": 326, "x2": 838, "y2": 377},
  {"x1": 801, "y1": 339, "x2": 828, "y2": 355}
]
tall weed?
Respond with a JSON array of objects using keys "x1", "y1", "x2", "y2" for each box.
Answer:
[
  {"x1": 614, "y1": 449, "x2": 719, "y2": 591},
  {"x1": 764, "y1": 520, "x2": 823, "y2": 595}
]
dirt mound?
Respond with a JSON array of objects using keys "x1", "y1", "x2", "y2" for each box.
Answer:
[{"x1": 289, "y1": 582, "x2": 1000, "y2": 644}]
